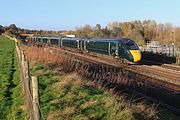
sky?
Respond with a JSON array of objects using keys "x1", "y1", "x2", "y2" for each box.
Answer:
[{"x1": 0, "y1": 0, "x2": 180, "y2": 30}]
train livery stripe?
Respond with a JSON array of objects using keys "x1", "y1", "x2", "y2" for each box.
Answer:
[{"x1": 130, "y1": 50, "x2": 141, "y2": 62}]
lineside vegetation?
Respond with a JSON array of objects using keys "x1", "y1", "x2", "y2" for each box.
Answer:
[
  {"x1": 25, "y1": 46, "x2": 180, "y2": 120},
  {"x1": 26, "y1": 47, "x2": 159, "y2": 120}
]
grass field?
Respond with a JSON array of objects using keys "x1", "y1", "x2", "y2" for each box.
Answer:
[{"x1": 0, "y1": 35, "x2": 27, "y2": 119}]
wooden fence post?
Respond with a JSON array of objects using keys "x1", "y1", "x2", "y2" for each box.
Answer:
[
  {"x1": 24, "y1": 61, "x2": 30, "y2": 89},
  {"x1": 32, "y1": 76, "x2": 40, "y2": 120},
  {"x1": 15, "y1": 41, "x2": 41, "y2": 120}
]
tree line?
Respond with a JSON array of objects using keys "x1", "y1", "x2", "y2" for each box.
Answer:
[
  {"x1": 71, "y1": 20, "x2": 180, "y2": 47},
  {"x1": 0, "y1": 20, "x2": 180, "y2": 47},
  {"x1": 0, "y1": 24, "x2": 65, "y2": 37}
]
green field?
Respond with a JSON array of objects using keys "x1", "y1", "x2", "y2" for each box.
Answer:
[{"x1": 0, "y1": 35, "x2": 27, "y2": 119}]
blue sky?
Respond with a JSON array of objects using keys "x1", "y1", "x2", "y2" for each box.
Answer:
[{"x1": 0, "y1": 0, "x2": 179, "y2": 30}]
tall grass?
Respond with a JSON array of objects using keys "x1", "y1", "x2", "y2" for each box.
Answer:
[
  {"x1": 31, "y1": 64, "x2": 137, "y2": 120},
  {"x1": 26, "y1": 46, "x2": 161, "y2": 120},
  {"x1": 25, "y1": 47, "x2": 151, "y2": 95}
]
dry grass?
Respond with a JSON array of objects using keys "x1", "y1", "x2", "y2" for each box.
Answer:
[
  {"x1": 26, "y1": 47, "x2": 63, "y2": 65},
  {"x1": 58, "y1": 73, "x2": 82, "y2": 87},
  {"x1": 26, "y1": 46, "x2": 159, "y2": 120},
  {"x1": 80, "y1": 100, "x2": 99, "y2": 110}
]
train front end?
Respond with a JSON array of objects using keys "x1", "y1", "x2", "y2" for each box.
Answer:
[
  {"x1": 129, "y1": 49, "x2": 141, "y2": 62},
  {"x1": 122, "y1": 39, "x2": 141, "y2": 63}
]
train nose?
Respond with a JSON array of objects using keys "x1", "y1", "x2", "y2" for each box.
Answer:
[{"x1": 130, "y1": 50, "x2": 141, "y2": 62}]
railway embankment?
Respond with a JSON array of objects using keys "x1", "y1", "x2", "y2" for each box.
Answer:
[
  {"x1": 23, "y1": 45, "x2": 180, "y2": 120},
  {"x1": 48, "y1": 46, "x2": 180, "y2": 115}
]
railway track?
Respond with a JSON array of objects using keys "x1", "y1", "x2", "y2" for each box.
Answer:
[
  {"x1": 161, "y1": 64, "x2": 180, "y2": 71},
  {"x1": 48, "y1": 46, "x2": 180, "y2": 91},
  {"x1": 137, "y1": 60, "x2": 180, "y2": 90},
  {"x1": 133, "y1": 90, "x2": 180, "y2": 115},
  {"x1": 131, "y1": 65, "x2": 180, "y2": 85},
  {"x1": 43, "y1": 46, "x2": 180, "y2": 115},
  {"x1": 141, "y1": 59, "x2": 180, "y2": 71}
]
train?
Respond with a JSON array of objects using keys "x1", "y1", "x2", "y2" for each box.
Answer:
[{"x1": 26, "y1": 36, "x2": 141, "y2": 63}]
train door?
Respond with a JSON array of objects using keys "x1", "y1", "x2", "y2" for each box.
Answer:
[
  {"x1": 60, "y1": 39, "x2": 63, "y2": 46},
  {"x1": 80, "y1": 40, "x2": 84, "y2": 51},
  {"x1": 84, "y1": 40, "x2": 88, "y2": 52},
  {"x1": 58, "y1": 39, "x2": 61, "y2": 46},
  {"x1": 77, "y1": 40, "x2": 80, "y2": 49},
  {"x1": 48, "y1": 38, "x2": 51, "y2": 46},
  {"x1": 119, "y1": 43, "x2": 124, "y2": 57},
  {"x1": 118, "y1": 42, "x2": 125, "y2": 58},
  {"x1": 41, "y1": 38, "x2": 43, "y2": 43},
  {"x1": 110, "y1": 42, "x2": 117, "y2": 56}
]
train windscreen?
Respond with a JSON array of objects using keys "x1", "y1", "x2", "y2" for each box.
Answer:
[{"x1": 124, "y1": 40, "x2": 139, "y2": 50}]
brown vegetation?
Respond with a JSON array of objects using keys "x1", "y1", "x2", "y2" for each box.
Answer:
[
  {"x1": 72, "y1": 20, "x2": 180, "y2": 46},
  {"x1": 26, "y1": 46, "x2": 160, "y2": 119}
]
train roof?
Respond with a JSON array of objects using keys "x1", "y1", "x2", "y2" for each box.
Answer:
[
  {"x1": 30, "y1": 36, "x2": 135, "y2": 43},
  {"x1": 61, "y1": 37, "x2": 82, "y2": 40},
  {"x1": 86, "y1": 38, "x2": 134, "y2": 43},
  {"x1": 32, "y1": 36, "x2": 61, "y2": 39},
  {"x1": 60, "y1": 37, "x2": 133, "y2": 42}
]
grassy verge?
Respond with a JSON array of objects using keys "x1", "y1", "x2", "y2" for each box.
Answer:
[
  {"x1": 26, "y1": 46, "x2": 179, "y2": 120},
  {"x1": 0, "y1": 35, "x2": 28, "y2": 119},
  {"x1": 31, "y1": 64, "x2": 141, "y2": 120}
]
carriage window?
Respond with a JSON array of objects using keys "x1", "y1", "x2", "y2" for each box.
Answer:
[{"x1": 88, "y1": 42, "x2": 95, "y2": 47}]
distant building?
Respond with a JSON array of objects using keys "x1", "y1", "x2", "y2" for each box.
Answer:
[
  {"x1": 19, "y1": 34, "x2": 34, "y2": 39},
  {"x1": 144, "y1": 41, "x2": 180, "y2": 57},
  {"x1": 66, "y1": 35, "x2": 75, "y2": 38},
  {"x1": 147, "y1": 41, "x2": 160, "y2": 49}
]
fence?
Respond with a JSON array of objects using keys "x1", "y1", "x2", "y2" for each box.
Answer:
[
  {"x1": 15, "y1": 40, "x2": 41, "y2": 120},
  {"x1": 140, "y1": 45, "x2": 180, "y2": 64},
  {"x1": 145, "y1": 41, "x2": 180, "y2": 57},
  {"x1": 142, "y1": 46, "x2": 180, "y2": 57}
]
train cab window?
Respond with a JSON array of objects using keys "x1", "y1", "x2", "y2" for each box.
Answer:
[{"x1": 124, "y1": 40, "x2": 139, "y2": 50}]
